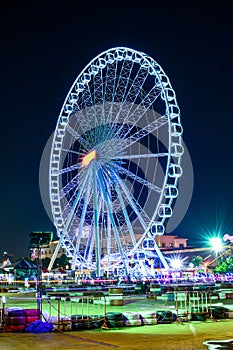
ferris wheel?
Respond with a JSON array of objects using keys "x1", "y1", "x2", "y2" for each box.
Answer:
[{"x1": 48, "y1": 47, "x2": 183, "y2": 276}]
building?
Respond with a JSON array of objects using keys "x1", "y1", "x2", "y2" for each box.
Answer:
[
  {"x1": 12, "y1": 257, "x2": 37, "y2": 280},
  {"x1": 155, "y1": 235, "x2": 188, "y2": 250},
  {"x1": 40, "y1": 240, "x2": 66, "y2": 260},
  {"x1": 40, "y1": 234, "x2": 188, "y2": 261}
]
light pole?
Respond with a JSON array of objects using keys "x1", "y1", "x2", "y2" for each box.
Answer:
[
  {"x1": 210, "y1": 237, "x2": 223, "y2": 268},
  {"x1": 29, "y1": 232, "x2": 53, "y2": 317}
]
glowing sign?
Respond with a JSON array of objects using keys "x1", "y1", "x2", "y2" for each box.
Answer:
[{"x1": 82, "y1": 149, "x2": 96, "y2": 167}]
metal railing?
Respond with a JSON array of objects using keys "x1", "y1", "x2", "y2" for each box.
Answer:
[{"x1": 0, "y1": 294, "x2": 108, "y2": 332}]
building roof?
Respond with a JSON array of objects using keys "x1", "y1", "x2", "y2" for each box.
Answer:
[{"x1": 12, "y1": 257, "x2": 37, "y2": 270}]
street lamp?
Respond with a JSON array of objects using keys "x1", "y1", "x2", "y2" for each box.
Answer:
[
  {"x1": 210, "y1": 237, "x2": 223, "y2": 267},
  {"x1": 210, "y1": 237, "x2": 223, "y2": 253}
]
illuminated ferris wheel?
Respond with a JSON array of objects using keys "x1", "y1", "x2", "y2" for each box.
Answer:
[{"x1": 48, "y1": 47, "x2": 183, "y2": 276}]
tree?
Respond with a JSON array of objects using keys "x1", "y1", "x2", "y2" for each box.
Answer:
[
  {"x1": 214, "y1": 256, "x2": 233, "y2": 274},
  {"x1": 191, "y1": 255, "x2": 203, "y2": 267},
  {"x1": 226, "y1": 256, "x2": 233, "y2": 272},
  {"x1": 215, "y1": 261, "x2": 228, "y2": 274},
  {"x1": 41, "y1": 257, "x2": 51, "y2": 270},
  {"x1": 54, "y1": 254, "x2": 71, "y2": 269}
]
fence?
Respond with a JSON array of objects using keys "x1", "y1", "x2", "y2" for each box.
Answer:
[
  {"x1": 172, "y1": 291, "x2": 219, "y2": 321},
  {"x1": 1, "y1": 289, "x2": 232, "y2": 331},
  {"x1": 0, "y1": 294, "x2": 108, "y2": 332}
]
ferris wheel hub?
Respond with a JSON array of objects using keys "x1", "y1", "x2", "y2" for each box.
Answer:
[{"x1": 82, "y1": 149, "x2": 97, "y2": 167}]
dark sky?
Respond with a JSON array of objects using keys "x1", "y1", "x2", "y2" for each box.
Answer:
[{"x1": 0, "y1": 0, "x2": 232, "y2": 259}]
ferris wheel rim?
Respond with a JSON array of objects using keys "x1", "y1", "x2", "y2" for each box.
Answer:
[{"x1": 49, "y1": 47, "x2": 183, "y2": 272}]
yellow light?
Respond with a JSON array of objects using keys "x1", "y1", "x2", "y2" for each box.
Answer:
[{"x1": 82, "y1": 149, "x2": 96, "y2": 167}]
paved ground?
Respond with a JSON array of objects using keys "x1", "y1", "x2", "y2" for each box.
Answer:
[
  {"x1": 1, "y1": 319, "x2": 233, "y2": 350},
  {"x1": 1, "y1": 290, "x2": 233, "y2": 349}
]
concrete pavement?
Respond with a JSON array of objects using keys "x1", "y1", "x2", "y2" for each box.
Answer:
[{"x1": 1, "y1": 319, "x2": 233, "y2": 350}]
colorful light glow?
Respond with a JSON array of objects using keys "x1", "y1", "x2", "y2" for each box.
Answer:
[
  {"x1": 210, "y1": 237, "x2": 223, "y2": 253},
  {"x1": 82, "y1": 149, "x2": 97, "y2": 167},
  {"x1": 170, "y1": 257, "x2": 183, "y2": 269},
  {"x1": 223, "y1": 234, "x2": 233, "y2": 243}
]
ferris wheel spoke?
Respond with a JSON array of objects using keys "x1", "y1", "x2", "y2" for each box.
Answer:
[
  {"x1": 85, "y1": 234, "x2": 95, "y2": 266},
  {"x1": 102, "y1": 167, "x2": 136, "y2": 246},
  {"x1": 61, "y1": 166, "x2": 92, "y2": 234},
  {"x1": 93, "y1": 70, "x2": 116, "y2": 139},
  {"x1": 74, "y1": 107, "x2": 96, "y2": 146},
  {"x1": 112, "y1": 168, "x2": 150, "y2": 230},
  {"x1": 75, "y1": 173, "x2": 93, "y2": 253},
  {"x1": 79, "y1": 85, "x2": 94, "y2": 111},
  {"x1": 102, "y1": 61, "x2": 115, "y2": 105},
  {"x1": 93, "y1": 161, "x2": 101, "y2": 275},
  {"x1": 93, "y1": 70, "x2": 105, "y2": 129},
  {"x1": 122, "y1": 189, "x2": 151, "y2": 229},
  {"x1": 93, "y1": 198, "x2": 104, "y2": 264},
  {"x1": 123, "y1": 62, "x2": 150, "y2": 104},
  {"x1": 105, "y1": 62, "x2": 149, "y2": 140},
  {"x1": 105, "y1": 60, "x2": 119, "y2": 118},
  {"x1": 112, "y1": 163, "x2": 162, "y2": 193},
  {"x1": 62, "y1": 191, "x2": 83, "y2": 224},
  {"x1": 112, "y1": 59, "x2": 132, "y2": 101},
  {"x1": 99, "y1": 175, "x2": 116, "y2": 261},
  {"x1": 97, "y1": 167, "x2": 128, "y2": 267},
  {"x1": 78, "y1": 101, "x2": 98, "y2": 140},
  {"x1": 106, "y1": 211, "x2": 112, "y2": 258},
  {"x1": 81, "y1": 87, "x2": 94, "y2": 113},
  {"x1": 110, "y1": 60, "x2": 134, "y2": 109},
  {"x1": 113, "y1": 184, "x2": 137, "y2": 246},
  {"x1": 93, "y1": 70, "x2": 104, "y2": 107},
  {"x1": 77, "y1": 84, "x2": 97, "y2": 135},
  {"x1": 66, "y1": 124, "x2": 92, "y2": 151},
  {"x1": 55, "y1": 162, "x2": 82, "y2": 175},
  {"x1": 113, "y1": 152, "x2": 168, "y2": 160},
  {"x1": 60, "y1": 172, "x2": 82, "y2": 198},
  {"x1": 101, "y1": 61, "x2": 124, "y2": 125},
  {"x1": 61, "y1": 148, "x2": 85, "y2": 157},
  {"x1": 104, "y1": 67, "x2": 134, "y2": 132},
  {"x1": 73, "y1": 81, "x2": 98, "y2": 130},
  {"x1": 116, "y1": 114, "x2": 169, "y2": 153},
  {"x1": 116, "y1": 86, "x2": 162, "y2": 141}
]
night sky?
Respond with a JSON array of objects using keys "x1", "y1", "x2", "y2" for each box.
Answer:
[{"x1": 1, "y1": 1, "x2": 232, "y2": 259}]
